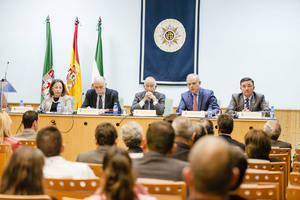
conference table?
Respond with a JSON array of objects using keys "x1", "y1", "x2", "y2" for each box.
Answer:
[{"x1": 9, "y1": 113, "x2": 267, "y2": 161}]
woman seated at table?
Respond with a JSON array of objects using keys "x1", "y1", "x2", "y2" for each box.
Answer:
[
  {"x1": 39, "y1": 79, "x2": 72, "y2": 113},
  {"x1": 0, "y1": 111, "x2": 20, "y2": 151}
]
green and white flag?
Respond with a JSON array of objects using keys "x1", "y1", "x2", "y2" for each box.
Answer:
[
  {"x1": 92, "y1": 17, "x2": 103, "y2": 81},
  {"x1": 41, "y1": 16, "x2": 54, "y2": 102}
]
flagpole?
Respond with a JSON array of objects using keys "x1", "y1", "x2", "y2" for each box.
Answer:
[{"x1": 75, "y1": 17, "x2": 79, "y2": 26}]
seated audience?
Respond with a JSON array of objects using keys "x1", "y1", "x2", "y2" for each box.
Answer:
[
  {"x1": 245, "y1": 129, "x2": 279, "y2": 162},
  {"x1": 39, "y1": 79, "x2": 73, "y2": 113},
  {"x1": 0, "y1": 146, "x2": 46, "y2": 195},
  {"x1": 264, "y1": 120, "x2": 291, "y2": 148},
  {"x1": 183, "y1": 136, "x2": 239, "y2": 200},
  {"x1": 37, "y1": 126, "x2": 95, "y2": 179},
  {"x1": 198, "y1": 118, "x2": 214, "y2": 135},
  {"x1": 217, "y1": 114, "x2": 245, "y2": 150},
  {"x1": 0, "y1": 111, "x2": 20, "y2": 151},
  {"x1": 85, "y1": 147, "x2": 155, "y2": 200},
  {"x1": 14, "y1": 110, "x2": 39, "y2": 140},
  {"x1": 133, "y1": 121, "x2": 188, "y2": 181},
  {"x1": 162, "y1": 113, "x2": 178, "y2": 124},
  {"x1": 170, "y1": 116, "x2": 195, "y2": 162},
  {"x1": 121, "y1": 121, "x2": 144, "y2": 159},
  {"x1": 76, "y1": 122, "x2": 117, "y2": 163},
  {"x1": 193, "y1": 122, "x2": 208, "y2": 144}
]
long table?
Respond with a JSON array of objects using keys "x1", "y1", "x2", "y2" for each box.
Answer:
[{"x1": 9, "y1": 113, "x2": 267, "y2": 161}]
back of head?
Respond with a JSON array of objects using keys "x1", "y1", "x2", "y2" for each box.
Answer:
[
  {"x1": 217, "y1": 114, "x2": 233, "y2": 134},
  {"x1": 198, "y1": 119, "x2": 214, "y2": 135},
  {"x1": 102, "y1": 147, "x2": 135, "y2": 200},
  {"x1": 163, "y1": 114, "x2": 179, "y2": 124},
  {"x1": 36, "y1": 126, "x2": 62, "y2": 157},
  {"x1": 146, "y1": 121, "x2": 175, "y2": 155},
  {"x1": 193, "y1": 122, "x2": 208, "y2": 143},
  {"x1": 172, "y1": 116, "x2": 194, "y2": 139},
  {"x1": 0, "y1": 111, "x2": 12, "y2": 142},
  {"x1": 264, "y1": 120, "x2": 281, "y2": 140},
  {"x1": 22, "y1": 111, "x2": 38, "y2": 129},
  {"x1": 189, "y1": 136, "x2": 233, "y2": 196},
  {"x1": 121, "y1": 121, "x2": 143, "y2": 149},
  {"x1": 95, "y1": 122, "x2": 118, "y2": 146},
  {"x1": 0, "y1": 146, "x2": 45, "y2": 195},
  {"x1": 245, "y1": 129, "x2": 271, "y2": 160}
]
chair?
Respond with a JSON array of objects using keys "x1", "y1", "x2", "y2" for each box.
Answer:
[
  {"x1": 289, "y1": 172, "x2": 300, "y2": 185},
  {"x1": 0, "y1": 144, "x2": 12, "y2": 176},
  {"x1": 269, "y1": 153, "x2": 290, "y2": 172},
  {"x1": 286, "y1": 185, "x2": 300, "y2": 200},
  {"x1": 140, "y1": 181, "x2": 186, "y2": 200},
  {"x1": 270, "y1": 148, "x2": 291, "y2": 169},
  {"x1": 163, "y1": 98, "x2": 174, "y2": 116},
  {"x1": 0, "y1": 195, "x2": 51, "y2": 200},
  {"x1": 44, "y1": 178, "x2": 100, "y2": 200},
  {"x1": 232, "y1": 184, "x2": 279, "y2": 200},
  {"x1": 87, "y1": 163, "x2": 103, "y2": 177},
  {"x1": 292, "y1": 162, "x2": 300, "y2": 172},
  {"x1": 18, "y1": 139, "x2": 36, "y2": 147}
]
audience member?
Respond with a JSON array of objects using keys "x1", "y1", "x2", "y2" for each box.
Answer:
[
  {"x1": 121, "y1": 121, "x2": 144, "y2": 159},
  {"x1": 37, "y1": 126, "x2": 95, "y2": 179},
  {"x1": 76, "y1": 122, "x2": 117, "y2": 164},
  {"x1": 85, "y1": 147, "x2": 155, "y2": 200},
  {"x1": 162, "y1": 113, "x2": 178, "y2": 124},
  {"x1": 133, "y1": 121, "x2": 188, "y2": 181},
  {"x1": 264, "y1": 120, "x2": 291, "y2": 148},
  {"x1": 193, "y1": 122, "x2": 208, "y2": 144},
  {"x1": 0, "y1": 111, "x2": 20, "y2": 151},
  {"x1": 170, "y1": 116, "x2": 195, "y2": 162},
  {"x1": 183, "y1": 136, "x2": 238, "y2": 200},
  {"x1": 198, "y1": 118, "x2": 214, "y2": 135},
  {"x1": 14, "y1": 110, "x2": 39, "y2": 140},
  {"x1": 217, "y1": 114, "x2": 245, "y2": 150}
]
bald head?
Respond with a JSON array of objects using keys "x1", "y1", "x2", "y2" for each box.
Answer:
[
  {"x1": 186, "y1": 74, "x2": 201, "y2": 94},
  {"x1": 144, "y1": 76, "x2": 157, "y2": 93},
  {"x1": 264, "y1": 120, "x2": 281, "y2": 140},
  {"x1": 93, "y1": 76, "x2": 106, "y2": 95}
]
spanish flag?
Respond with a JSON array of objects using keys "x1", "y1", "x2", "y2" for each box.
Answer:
[{"x1": 66, "y1": 17, "x2": 82, "y2": 109}]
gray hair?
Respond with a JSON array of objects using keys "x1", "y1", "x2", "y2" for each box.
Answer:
[
  {"x1": 264, "y1": 120, "x2": 281, "y2": 140},
  {"x1": 186, "y1": 73, "x2": 199, "y2": 82},
  {"x1": 144, "y1": 76, "x2": 156, "y2": 86},
  {"x1": 172, "y1": 116, "x2": 194, "y2": 139},
  {"x1": 93, "y1": 76, "x2": 106, "y2": 84},
  {"x1": 121, "y1": 121, "x2": 143, "y2": 148}
]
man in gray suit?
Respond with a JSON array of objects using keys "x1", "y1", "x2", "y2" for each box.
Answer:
[
  {"x1": 131, "y1": 77, "x2": 165, "y2": 115},
  {"x1": 264, "y1": 120, "x2": 291, "y2": 148},
  {"x1": 14, "y1": 111, "x2": 39, "y2": 140},
  {"x1": 226, "y1": 77, "x2": 270, "y2": 114},
  {"x1": 133, "y1": 121, "x2": 188, "y2": 181},
  {"x1": 76, "y1": 122, "x2": 117, "y2": 164}
]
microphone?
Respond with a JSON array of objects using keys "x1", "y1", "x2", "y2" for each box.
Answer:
[
  {"x1": 115, "y1": 112, "x2": 130, "y2": 127},
  {"x1": 51, "y1": 120, "x2": 56, "y2": 126},
  {"x1": 4, "y1": 61, "x2": 9, "y2": 80}
]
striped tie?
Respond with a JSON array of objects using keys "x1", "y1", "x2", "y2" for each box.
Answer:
[
  {"x1": 245, "y1": 98, "x2": 250, "y2": 110},
  {"x1": 193, "y1": 94, "x2": 198, "y2": 111}
]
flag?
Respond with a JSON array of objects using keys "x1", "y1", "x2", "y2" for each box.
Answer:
[
  {"x1": 139, "y1": 0, "x2": 200, "y2": 84},
  {"x1": 41, "y1": 16, "x2": 54, "y2": 102},
  {"x1": 92, "y1": 17, "x2": 104, "y2": 81},
  {"x1": 66, "y1": 17, "x2": 82, "y2": 109}
]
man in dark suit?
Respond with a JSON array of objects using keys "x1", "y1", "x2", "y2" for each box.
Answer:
[
  {"x1": 76, "y1": 122, "x2": 117, "y2": 164},
  {"x1": 133, "y1": 121, "x2": 188, "y2": 181},
  {"x1": 264, "y1": 120, "x2": 291, "y2": 148},
  {"x1": 131, "y1": 77, "x2": 165, "y2": 115},
  {"x1": 218, "y1": 114, "x2": 245, "y2": 151},
  {"x1": 226, "y1": 77, "x2": 270, "y2": 114},
  {"x1": 81, "y1": 76, "x2": 121, "y2": 112},
  {"x1": 176, "y1": 74, "x2": 220, "y2": 114}
]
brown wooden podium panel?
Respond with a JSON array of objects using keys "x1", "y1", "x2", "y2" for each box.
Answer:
[{"x1": 8, "y1": 114, "x2": 266, "y2": 161}]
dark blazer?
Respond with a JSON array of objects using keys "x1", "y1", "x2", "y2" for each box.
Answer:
[
  {"x1": 130, "y1": 91, "x2": 165, "y2": 115},
  {"x1": 176, "y1": 88, "x2": 220, "y2": 114},
  {"x1": 219, "y1": 134, "x2": 245, "y2": 151},
  {"x1": 133, "y1": 151, "x2": 189, "y2": 181},
  {"x1": 81, "y1": 88, "x2": 121, "y2": 112},
  {"x1": 226, "y1": 92, "x2": 270, "y2": 114},
  {"x1": 76, "y1": 146, "x2": 110, "y2": 164},
  {"x1": 169, "y1": 142, "x2": 191, "y2": 162},
  {"x1": 271, "y1": 139, "x2": 292, "y2": 148}
]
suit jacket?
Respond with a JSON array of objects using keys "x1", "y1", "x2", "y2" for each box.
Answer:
[
  {"x1": 176, "y1": 88, "x2": 220, "y2": 114},
  {"x1": 226, "y1": 92, "x2": 270, "y2": 114},
  {"x1": 76, "y1": 146, "x2": 111, "y2": 164},
  {"x1": 130, "y1": 91, "x2": 165, "y2": 115},
  {"x1": 271, "y1": 139, "x2": 292, "y2": 148},
  {"x1": 219, "y1": 134, "x2": 245, "y2": 151},
  {"x1": 13, "y1": 129, "x2": 36, "y2": 140},
  {"x1": 39, "y1": 95, "x2": 73, "y2": 113},
  {"x1": 169, "y1": 142, "x2": 190, "y2": 162},
  {"x1": 81, "y1": 88, "x2": 121, "y2": 112},
  {"x1": 133, "y1": 151, "x2": 188, "y2": 181}
]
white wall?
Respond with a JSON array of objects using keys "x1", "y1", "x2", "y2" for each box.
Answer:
[{"x1": 0, "y1": 0, "x2": 299, "y2": 109}]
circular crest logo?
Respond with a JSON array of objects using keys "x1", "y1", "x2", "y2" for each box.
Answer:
[{"x1": 154, "y1": 19, "x2": 186, "y2": 53}]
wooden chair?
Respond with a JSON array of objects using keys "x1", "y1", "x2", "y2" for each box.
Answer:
[
  {"x1": 269, "y1": 153, "x2": 290, "y2": 172},
  {"x1": 232, "y1": 184, "x2": 280, "y2": 200},
  {"x1": 289, "y1": 172, "x2": 300, "y2": 185},
  {"x1": 0, "y1": 144, "x2": 12, "y2": 176},
  {"x1": 44, "y1": 178, "x2": 100, "y2": 200},
  {"x1": 243, "y1": 170, "x2": 284, "y2": 200},
  {"x1": 87, "y1": 163, "x2": 103, "y2": 177},
  {"x1": 140, "y1": 181, "x2": 186, "y2": 200},
  {"x1": 286, "y1": 185, "x2": 300, "y2": 200},
  {"x1": 18, "y1": 140, "x2": 36, "y2": 147},
  {"x1": 0, "y1": 195, "x2": 51, "y2": 200},
  {"x1": 292, "y1": 162, "x2": 300, "y2": 172}
]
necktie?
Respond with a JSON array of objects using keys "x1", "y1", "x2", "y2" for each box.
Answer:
[
  {"x1": 193, "y1": 94, "x2": 198, "y2": 111},
  {"x1": 245, "y1": 98, "x2": 250, "y2": 110},
  {"x1": 147, "y1": 100, "x2": 151, "y2": 110},
  {"x1": 98, "y1": 96, "x2": 103, "y2": 109}
]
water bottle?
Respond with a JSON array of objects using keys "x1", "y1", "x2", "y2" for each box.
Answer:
[
  {"x1": 57, "y1": 102, "x2": 62, "y2": 114},
  {"x1": 19, "y1": 100, "x2": 24, "y2": 107},
  {"x1": 207, "y1": 110, "x2": 212, "y2": 119},
  {"x1": 113, "y1": 102, "x2": 118, "y2": 116},
  {"x1": 270, "y1": 106, "x2": 275, "y2": 119}
]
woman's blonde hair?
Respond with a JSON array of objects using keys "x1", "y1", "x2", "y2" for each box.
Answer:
[{"x1": 0, "y1": 111, "x2": 12, "y2": 143}]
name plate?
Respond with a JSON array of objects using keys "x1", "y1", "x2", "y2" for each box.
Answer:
[
  {"x1": 238, "y1": 112, "x2": 262, "y2": 119},
  {"x1": 133, "y1": 109, "x2": 156, "y2": 117},
  {"x1": 10, "y1": 106, "x2": 33, "y2": 113},
  {"x1": 182, "y1": 111, "x2": 205, "y2": 118},
  {"x1": 77, "y1": 108, "x2": 103, "y2": 115}
]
